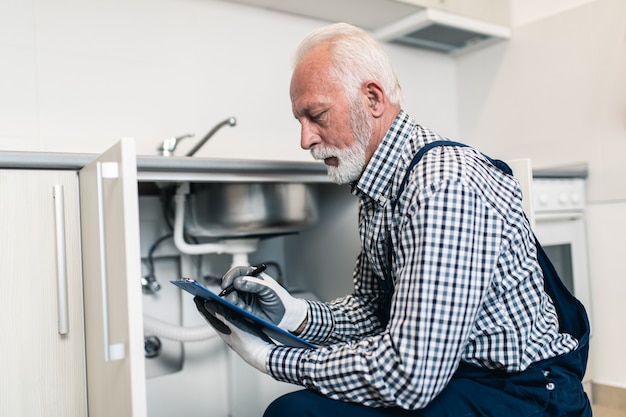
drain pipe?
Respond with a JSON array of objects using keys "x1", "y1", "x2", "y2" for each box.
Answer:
[
  {"x1": 147, "y1": 183, "x2": 258, "y2": 342},
  {"x1": 172, "y1": 183, "x2": 259, "y2": 417},
  {"x1": 173, "y1": 183, "x2": 259, "y2": 261},
  {"x1": 143, "y1": 314, "x2": 217, "y2": 342}
]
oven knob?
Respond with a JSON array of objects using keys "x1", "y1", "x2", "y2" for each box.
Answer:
[
  {"x1": 538, "y1": 193, "x2": 549, "y2": 206},
  {"x1": 558, "y1": 192, "x2": 569, "y2": 206}
]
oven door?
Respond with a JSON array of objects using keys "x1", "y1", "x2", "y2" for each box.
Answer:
[{"x1": 534, "y1": 215, "x2": 592, "y2": 325}]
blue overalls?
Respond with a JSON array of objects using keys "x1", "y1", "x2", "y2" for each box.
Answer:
[{"x1": 264, "y1": 141, "x2": 592, "y2": 417}]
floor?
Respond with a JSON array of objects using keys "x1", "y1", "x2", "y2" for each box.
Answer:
[{"x1": 594, "y1": 405, "x2": 626, "y2": 417}]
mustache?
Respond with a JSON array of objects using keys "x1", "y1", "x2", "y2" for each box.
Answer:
[{"x1": 310, "y1": 146, "x2": 337, "y2": 160}]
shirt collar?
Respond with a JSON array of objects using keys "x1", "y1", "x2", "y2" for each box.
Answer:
[{"x1": 352, "y1": 110, "x2": 416, "y2": 205}]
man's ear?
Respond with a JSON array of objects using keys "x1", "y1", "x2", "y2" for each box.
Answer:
[{"x1": 361, "y1": 80, "x2": 386, "y2": 117}]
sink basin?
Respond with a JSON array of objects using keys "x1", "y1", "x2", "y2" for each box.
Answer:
[{"x1": 183, "y1": 182, "x2": 318, "y2": 238}]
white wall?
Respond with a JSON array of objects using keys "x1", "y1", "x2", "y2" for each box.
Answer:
[
  {"x1": 0, "y1": 0, "x2": 456, "y2": 161},
  {"x1": 510, "y1": 0, "x2": 598, "y2": 26},
  {"x1": 457, "y1": 0, "x2": 626, "y2": 389}
]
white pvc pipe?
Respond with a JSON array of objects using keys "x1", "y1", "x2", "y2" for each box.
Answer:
[
  {"x1": 143, "y1": 314, "x2": 217, "y2": 342},
  {"x1": 231, "y1": 252, "x2": 250, "y2": 267},
  {"x1": 173, "y1": 184, "x2": 229, "y2": 255},
  {"x1": 173, "y1": 183, "x2": 259, "y2": 257},
  {"x1": 155, "y1": 184, "x2": 261, "y2": 344}
]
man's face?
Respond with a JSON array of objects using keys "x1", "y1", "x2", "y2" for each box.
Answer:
[{"x1": 290, "y1": 46, "x2": 373, "y2": 184}]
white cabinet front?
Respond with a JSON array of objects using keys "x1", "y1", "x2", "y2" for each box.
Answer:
[
  {"x1": 0, "y1": 170, "x2": 86, "y2": 417},
  {"x1": 80, "y1": 138, "x2": 147, "y2": 417}
]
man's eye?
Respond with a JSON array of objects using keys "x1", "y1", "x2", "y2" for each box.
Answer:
[{"x1": 311, "y1": 111, "x2": 326, "y2": 122}]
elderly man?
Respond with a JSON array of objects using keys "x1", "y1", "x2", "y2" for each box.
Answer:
[{"x1": 195, "y1": 23, "x2": 591, "y2": 417}]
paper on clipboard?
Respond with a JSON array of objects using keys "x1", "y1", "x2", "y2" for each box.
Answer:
[{"x1": 171, "y1": 278, "x2": 317, "y2": 349}]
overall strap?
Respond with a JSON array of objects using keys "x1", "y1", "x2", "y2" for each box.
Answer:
[
  {"x1": 394, "y1": 141, "x2": 467, "y2": 208},
  {"x1": 392, "y1": 140, "x2": 513, "y2": 210},
  {"x1": 380, "y1": 140, "x2": 513, "y2": 325}
]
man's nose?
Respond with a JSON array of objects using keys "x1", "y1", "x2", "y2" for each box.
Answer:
[{"x1": 300, "y1": 121, "x2": 321, "y2": 150}]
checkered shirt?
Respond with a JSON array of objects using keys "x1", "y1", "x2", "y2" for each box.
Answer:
[{"x1": 267, "y1": 110, "x2": 578, "y2": 409}]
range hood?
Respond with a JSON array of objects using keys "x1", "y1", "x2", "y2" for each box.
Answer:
[
  {"x1": 372, "y1": 8, "x2": 511, "y2": 54},
  {"x1": 221, "y1": 0, "x2": 510, "y2": 54}
]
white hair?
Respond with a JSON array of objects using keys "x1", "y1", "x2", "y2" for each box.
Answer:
[{"x1": 294, "y1": 23, "x2": 403, "y2": 106}]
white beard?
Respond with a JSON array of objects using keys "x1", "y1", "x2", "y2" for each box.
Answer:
[
  {"x1": 311, "y1": 104, "x2": 373, "y2": 184},
  {"x1": 311, "y1": 144, "x2": 365, "y2": 184}
]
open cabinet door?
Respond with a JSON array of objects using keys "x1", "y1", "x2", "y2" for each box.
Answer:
[{"x1": 80, "y1": 138, "x2": 146, "y2": 417}]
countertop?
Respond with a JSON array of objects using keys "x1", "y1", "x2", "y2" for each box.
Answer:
[
  {"x1": 0, "y1": 150, "x2": 331, "y2": 183},
  {"x1": 0, "y1": 150, "x2": 588, "y2": 181}
]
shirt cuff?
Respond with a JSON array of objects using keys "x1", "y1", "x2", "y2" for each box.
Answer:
[
  {"x1": 298, "y1": 300, "x2": 335, "y2": 344},
  {"x1": 267, "y1": 346, "x2": 306, "y2": 385}
]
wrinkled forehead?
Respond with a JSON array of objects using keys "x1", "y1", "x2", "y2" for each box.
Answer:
[
  {"x1": 290, "y1": 75, "x2": 344, "y2": 120},
  {"x1": 291, "y1": 49, "x2": 343, "y2": 105}
]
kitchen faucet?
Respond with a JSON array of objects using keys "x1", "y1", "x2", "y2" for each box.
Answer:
[
  {"x1": 157, "y1": 116, "x2": 237, "y2": 156},
  {"x1": 186, "y1": 117, "x2": 237, "y2": 156}
]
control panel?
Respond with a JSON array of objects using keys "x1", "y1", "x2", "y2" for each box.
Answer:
[{"x1": 532, "y1": 178, "x2": 586, "y2": 213}]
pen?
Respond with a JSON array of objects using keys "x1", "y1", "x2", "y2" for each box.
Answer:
[{"x1": 218, "y1": 263, "x2": 267, "y2": 297}]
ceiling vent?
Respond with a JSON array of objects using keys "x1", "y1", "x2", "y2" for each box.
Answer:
[{"x1": 373, "y1": 8, "x2": 511, "y2": 55}]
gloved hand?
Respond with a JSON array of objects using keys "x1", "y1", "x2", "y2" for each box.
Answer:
[
  {"x1": 222, "y1": 266, "x2": 308, "y2": 333},
  {"x1": 194, "y1": 297, "x2": 273, "y2": 373}
]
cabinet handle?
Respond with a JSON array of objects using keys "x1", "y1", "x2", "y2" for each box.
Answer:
[
  {"x1": 96, "y1": 162, "x2": 125, "y2": 362},
  {"x1": 53, "y1": 185, "x2": 69, "y2": 335}
]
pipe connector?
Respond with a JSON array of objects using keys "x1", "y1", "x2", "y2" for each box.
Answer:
[{"x1": 157, "y1": 133, "x2": 194, "y2": 156}]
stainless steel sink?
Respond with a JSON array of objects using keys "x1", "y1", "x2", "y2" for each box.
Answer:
[{"x1": 183, "y1": 182, "x2": 318, "y2": 238}]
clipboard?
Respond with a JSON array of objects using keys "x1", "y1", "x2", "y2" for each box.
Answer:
[{"x1": 171, "y1": 278, "x2": 317, "y2": 349}]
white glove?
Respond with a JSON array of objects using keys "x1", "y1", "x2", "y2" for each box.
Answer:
[
  {"x1": 215, "y1": 312, "x2": 272, "y2": 373},
  {"x1": 194, "y1": 297, "x2": 272, "y2": 373},
  {"x1": 222, "y1": 266, "x2": 308, "y2": 333}
]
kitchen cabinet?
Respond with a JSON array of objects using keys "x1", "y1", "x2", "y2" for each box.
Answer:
[
  {"x1": 0, "y1": 139, "x2": 330, "y2": 417},
  {"x1": 0, "y1": 170, "x2": 87, "y2": 416},
  {"x1": 224, "y1": 0, "x2": 509, "y2": 27},
  {"x1": 79, "y1": 139, "x2": 147, "y2": 417},
  {"x1": 0, "y1": 140, "x2": 148, "y2": 417}
]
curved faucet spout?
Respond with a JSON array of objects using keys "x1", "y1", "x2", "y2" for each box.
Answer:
[{"x1": 186, "y1": 117, "x2": 237, "y2": 157}]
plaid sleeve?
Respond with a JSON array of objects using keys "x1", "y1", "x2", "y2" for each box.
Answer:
[
  {"x1": 267, "y1": 179, "x2": 502, "y2": 409},
  {"x1": 292, "y1": 247, "x2": 388, "y2": 345}
]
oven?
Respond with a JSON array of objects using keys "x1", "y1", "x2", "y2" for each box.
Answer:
[{"x1": 531, "y1": 177, "x2": 592, "y2": 324}]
